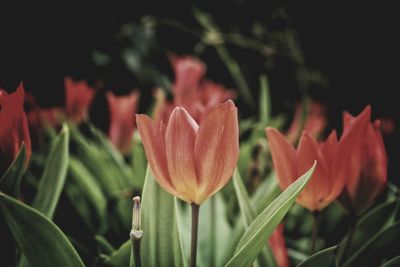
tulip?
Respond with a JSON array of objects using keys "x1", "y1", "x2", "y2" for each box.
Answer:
[
  {"x1": 154, "y1": 55, "x2": 235, "y2": 123},
  {"x1": 64, "y1": 77, "x2": 95, "y2": 123},
  {"x1": 106, "y1": 90, "x2": 140, "y2": 154},
  {"x1": 0, "y1": 85, "x2": 31, "y2": 174},
  {"x1": 341, "y1": 106, "x2": 387, "y2": 215},
  {"x1": 171, "y1": 54, "x2": 206, "y2": 101},
  {"x1": 268, "y1": 224, "x2": 289, "y2": 267},
  {"x1": 136, "y1": 100, "x2": 239, "y2": 204},
  {"x1": 266, "y1": 107, "x2": 369, "y2": 211}
]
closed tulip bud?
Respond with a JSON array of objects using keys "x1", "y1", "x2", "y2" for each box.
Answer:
[
  {"x1": 0, "y1": 84, "x2": 31, "y2": 175},
  {"x1": 106, "y1": 90, "x2": 140, "y2": 154},
  {"x1": 64, "y1": 77, "x2": 95, "y2": 124},
  {"x1": 136, "y1": 100, "x2": 239, "y2": 204}
]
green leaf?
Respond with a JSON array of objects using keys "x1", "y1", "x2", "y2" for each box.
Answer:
[
  {"x1": 225, "y1": 162, "x2": 316, "y2": 267},
  {"x1": 221, "y1": 174, "x2": 280, "y2": 265},
  {"x1": 343, "y1": 221, "x2": 400, "y2": 267},
  {"x1": 67, "y1": 156, "x2": 107, "y2": 230},
  {"x1": 297, "y1": 246, "x2": 338, "y2": 267},
  {"x1": 233, "y1": 169, "x2": 278, "y2": 267},
  {"x1": 348, "y1": 199, "x2": 398, "y2": 254},
  {"x1": 0, "y1": 192, "x2": 84, "y2": 267},
  {"x1": 104, "y1": 241, "x2": 130, "y2": 267},
  {"x1": 251, "y1": 173, "x2": 281, "y2": 215},
  {"x1": 140, "y1": 165, "x2": 186, "y2": 267},
  {"x1": 95, "y1": 235, "x2": 115, "y2": 255},
  {"x1": 259, "y1": 74, "x2": 271, "y2": 124},
  {"x1": 0, "y1": 144, "x2": 26, "y2": 197},
  {"x1": 381, "y1": 255, "x2": 400, "y2": 267},
  {"x1": 31, "y1": 124, "x2": 69, "y2": 219}
]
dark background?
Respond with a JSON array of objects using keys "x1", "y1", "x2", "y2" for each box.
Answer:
[{"x1": 1, "y1": 2, "x2": 399, "y2": 181}]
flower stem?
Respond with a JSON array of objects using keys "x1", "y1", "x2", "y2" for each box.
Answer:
[
  {"x1": 209, "y1": 197, "x2": 216, "y2": 267},
  {"x1": 130, "y1": 237, "x2": 142, "y2": 267},
  {"x1": 311, "y1": 211, "x2": 320, "y2": 254},
  {"x1": 190, "y1": 204, "x2": 200, "y2": 267}
]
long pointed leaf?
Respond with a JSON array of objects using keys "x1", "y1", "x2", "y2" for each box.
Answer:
[
  {"x1": 225, "y1": 162, "x2": 316, "y2": 267},
  {"x1": 233, "y1": 169, "x2": 278, "y2": 267},
  {"x1": 0, "y1": 192, "x2": 84, "y2": 267},
  {"x1": 297, "y1": 246, "x2": 338, "y2": 267},
  {"x1": 140, "y1": 166, "x2": 186, "y2": 267},
  {"x1": 0, "y1": 144, "x2": 26, "y2": 197},
  {"x1": 343, "y1": 221, "x2": 400, "y2": 267},
  {"x1": 31, "y1": 124, "x2": 69, "y2": 219}
]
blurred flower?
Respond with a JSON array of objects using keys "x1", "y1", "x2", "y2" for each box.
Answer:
[
  {"x1": 154, "y1": 55, "x2": 236, "y2": 123},
  {"x1": 379, "y1": 117, "x2": 395, "y2": 135},
  {"x1": 268, "y1": 224, "x2": 289, "y2": 267},
  {"x1": 287, "y1": 101, "x2": 327, "y2": 143},
  {"x1": 341, "y1": 106, "x2": 387, "y2": 215},
  {"x1": 266, "y1": 108, "x2": 369, "y2": 211},
  {"x1": 106, "y1": 90, "x2": 140, "y2": 154},
  {"x1": 137, "y1": 100, "x2": 239, "y2": 204},
  {"x1": 64, "y1": 77, "x2": 95, "y2": 123},
  {"x1": 0, "y1": 85, "x2": 31, "y2": 173}
]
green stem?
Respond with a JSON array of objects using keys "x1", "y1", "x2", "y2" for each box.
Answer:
[
  {"x1": 130, "y1": 237, "x2": 142, "y2": 267},
  {"x1": 190, "y1": 204, "x2": 200, "y2": 267},
  {"x1": 311, "y1": 211, "x2": 320, "y2": 254},
  {"x1": 209, "y1": 197, "x2": 216, "y2": 267}
]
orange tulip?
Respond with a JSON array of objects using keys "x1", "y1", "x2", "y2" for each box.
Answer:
[
  {"x1": 268, "y1": 224, "x2": 289, "y2": 267},
  {"x1": 0, "y1": 84, "x2": 31, "y2": 174},
  {"x1": 266, "y1": 107, "x2": 369, "y2": 211},
  {"x1": 106, "y1": 90, "x2": 140, "y2": 154},
  {"x1": 136, "y1": 100, "x2": 239, "y2": 204},
  {"x1": 341, "y1": 106, "x2": 387, "y2": 214},
  {"x1": 64, "y1": 77, "x2": 95, "y2": 123}
]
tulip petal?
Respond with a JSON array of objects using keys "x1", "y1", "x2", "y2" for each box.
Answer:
[
  {"x1": 165, "y1": 107, "x2": 199, "y2": 202},
  {"x1": 136, "y1": 114, "x2": 188, "y2": 201},
  {"x1": 194, "y1": 100, "x2": 239, "y2": 204},
  {"x1": 297, "y1": 132, "x2": 328, "y2": 210},
  {"x1": 265, "y1": 127, "x2": 297, "y2": 190}
]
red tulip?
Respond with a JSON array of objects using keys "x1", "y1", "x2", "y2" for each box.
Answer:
[
  {"x1": 106, "y1": 90, "x2": 140, "y2": 154},
  {"x1": 136, "y1": 100, "x2": 239, "y2": 204},
  {"x1": 266, "y1": 107, "x2": 369, "y2": 211},
  {"x1": 0, "y1": 85, "x2": 31, "y2": 173},
  {"x1": 64, "y1": 77, "x2": 95, "y2": 123},
  {"x1": 154, "y1": 55, "x2": 235, "y2": 123},
  {"x1": 171, "y1": 55, "x2": 206, "y2": 102},
  {"x1": 341, "y1": 106, "x2": 387, "y2": 214},
  {"x1": 268, "y1": 224, "x2": 289, "y2": 267}
]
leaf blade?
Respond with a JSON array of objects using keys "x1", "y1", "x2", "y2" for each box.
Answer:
[
  {"x1": 31, "y1": 124, "x2": 69, "y2": 219},
  {"x1": 225, "y1": 162, "x2": 316, "y2": 267},
  {"x1": 0, "y1": 192, "x2": 85, "y2": 267},
  {"x1": 297, "y1": 246, "x2": 338, "y2": 267}
]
